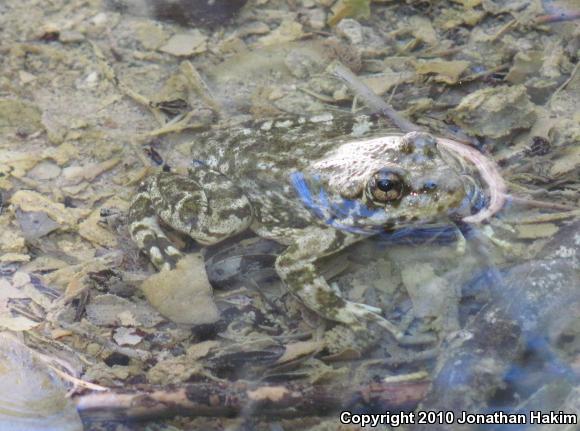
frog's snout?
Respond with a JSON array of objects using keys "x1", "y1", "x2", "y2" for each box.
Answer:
[{"x1": 400, "y1": 131, "x2": 438, "y2": 159}]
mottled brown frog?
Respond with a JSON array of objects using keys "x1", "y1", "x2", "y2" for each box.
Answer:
[{"x1": 129, "y1": 115, "x2": 481, "y2": 342}]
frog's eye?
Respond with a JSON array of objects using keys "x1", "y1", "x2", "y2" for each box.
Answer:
[{"x1": 368, "y1": 169, "x2": 406, "y2": 204}]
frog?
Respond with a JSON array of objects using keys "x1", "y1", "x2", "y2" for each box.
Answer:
[{"x1": 128, "y1": 114, "x2": 482, "y2": 344}]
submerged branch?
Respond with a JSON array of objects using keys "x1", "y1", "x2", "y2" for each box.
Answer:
[
  {"x1": 328, "y1": 61, "x2": 421, "y2": 133},
  {"x1": 75, "y1": 379, "x2": 430, "y2": 422}
]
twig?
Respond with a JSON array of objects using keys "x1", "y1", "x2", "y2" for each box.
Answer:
[
  {"x1": 49, "y1": 365, "x2": 108, "y2": 393},
  {"x1": 327, "y1": 61, "x2": 422, "y2": 133},
  {"x1": 75, "y1": 379, "x2": 430, "y2": 421},
  {"x1": 416, "y1": 46, "x2": 464, "y2": 58},
  {"x1": 548, "y1": 61, "x2": 579, "y2": 106},
  {"x1": 535, "y1": 11, "x2": 580, "y2": 24},
  {"x1": 490, "y1": 19, "x2": 517, "y2": 42},
  {"x1": 506, "y1": 196, "x2": 579, "y2": 214},
  {"x1": 180, "y1": 61, "x2": 221, "y2": 115}
]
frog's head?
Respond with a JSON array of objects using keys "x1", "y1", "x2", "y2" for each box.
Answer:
[{"x1": 292, "y1": 132, "x2": 482, "y2": 235}]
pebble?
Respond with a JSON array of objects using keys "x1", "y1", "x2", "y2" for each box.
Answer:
[
  {"x1": 141, "y1": 253, "x2": 220, "y2": 325},
  {"x1": 159, "y1": 31, "x2": 208, "y2": 57},
  {"x1": 26, "y1": 160, "x2": 61, "y2": 181},
  {"x1": 336, "y1": 18, "x2": 364, "y2": 45}
]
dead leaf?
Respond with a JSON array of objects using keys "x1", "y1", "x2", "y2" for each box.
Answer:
[
  {"x1": 516, "y1": 223, "x2": 559, "y2": 239},
  {"x1": 257, "y1": 21, "x2": 304, "y2": 47},
  {"x1": 276, "y1": 341, "x2": 324, "y2": 364},
  {"x1": 10, "y1": 190, "x2": 88, "y2": 227},
  {"x1": 415, "y1": 60, "x2": 470, "y2": 84}
]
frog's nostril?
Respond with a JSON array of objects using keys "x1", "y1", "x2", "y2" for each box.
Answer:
[{"x1": 422, "y1": 181, "x2": 438, "y2": 192}]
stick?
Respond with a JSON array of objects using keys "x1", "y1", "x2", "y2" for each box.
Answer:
[
  {"x1": 327, "y1": 61, "x2": 422, "y2": 133},
  {"x1": 75, "y1": 379, "x2": 430, "y2": 421},
  {"x1": 535, "y1": 11, "x2": 580, "y2": 24}
]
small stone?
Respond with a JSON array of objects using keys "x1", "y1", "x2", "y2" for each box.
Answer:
[
  {"x1": 304, "y1": 8, "x2": 327, "y2": 30},
  {"x1": 415, "y1": 60, "x2": 470, "y2": 84},
  {"x1": 86, "y1": 294, "x2": 165, "y2": 327},
  {"x1": 159, "y1": 31, "x2": 208, "y2": 57},
  {"x1": 451, "y1": 85, "x2": 537, "y2": 139},
  {"x1": 0, "y1": 99, "x2": 43, "y2": 134},
  {"x1": 16, "y1": 210, "x2": 60, "y2": 240},
  {"x1": 26, "y1": 160, "x2": 61, "y2": 181},
  {"x1": 516, "y1": 223, "x2": 559, "y2": 239},
  {"x1": 135, "y1": 22, "x2": 167, "y2": 50},
  {"x1": 12, "y1": 272, "x2": 31, "y2": 288},
  {"x1": 0, "y1": 254, "x2": 30, "y2": 263},
  {"x1": 113, "y1": 327, "x2": 143, "y2": 346},
  {"x1": 18, "y1": 71, "x2": 37, "y2": 84},
  {"x1": 91, "y1": 12, "x2": 108, "y2": 27},
  {"x1": 257, "y1": 21, "x2": 304, "y2": 47},
  {"x1": 10, "y1": 190, "x2": 86, "y2": 227},
  {"x1": 141, "y1": 253, "x2": 219, "y2": 325},
  {"x1": 336, "y1": 18, "x2": 363, "y2": 45},
  {"x1": 59, "y1": 31, "x2": 84, "y2": 43}
]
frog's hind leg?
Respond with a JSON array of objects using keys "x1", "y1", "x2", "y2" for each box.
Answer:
[
  {"x1": 275, "y1": 227, "x2": 405, "y2": 342},
  {"x1": 148, "y1": 166, "x2": 253, "y2": 246},
  {"x1": 129, "y1": 182, "x2": 184, "y2": 271}
]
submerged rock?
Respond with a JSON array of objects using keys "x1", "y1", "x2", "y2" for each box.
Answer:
[
  {"x1": 0, "y1": 333, "x2": 83, "y2": 431},
  {"x1": 450, "y1": 85, "x2": 537, "y2": 139},
  {"x1": 141, "y1": 253, "x2": 219, "y2": 325}
]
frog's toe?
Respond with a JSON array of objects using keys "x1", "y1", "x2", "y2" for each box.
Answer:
[{"x1": 129, "y1": 188, "x2": 183, "y2": 271}]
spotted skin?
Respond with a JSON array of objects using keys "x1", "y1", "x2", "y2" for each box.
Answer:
[{"x1": 129, "y1": 115, "x2": 480, "y2": 343}]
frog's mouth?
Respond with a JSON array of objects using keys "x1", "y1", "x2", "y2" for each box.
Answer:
[
  {"x1": 438, "y1": 145, "x2": 489, "y2": 219},
  {"x1": 453, "y1": 174, "x2": 488, "y2": 219}
]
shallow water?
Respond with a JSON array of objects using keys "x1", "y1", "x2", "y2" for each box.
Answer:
[{"x1": 0, "y1": 0, "x2": 578, "y2": 430}]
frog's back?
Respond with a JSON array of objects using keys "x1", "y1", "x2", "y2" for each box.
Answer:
[
  {"x1": 194, "y1": 114, "x2": 393, "y2": 178},
  {"x1": 190, "y1": 114, "x2": 393, "y2": 231}
]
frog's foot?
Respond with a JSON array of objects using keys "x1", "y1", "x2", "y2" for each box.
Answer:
[
  {"x1": 147, "y1": 165, "x2": 253, "y2": 245},
  {"x1": 128, "y1": 184, "x2": 184, "y2": 271},
  {"x1": 275, "y1": 227, "x2": 406, "y2": 342}
]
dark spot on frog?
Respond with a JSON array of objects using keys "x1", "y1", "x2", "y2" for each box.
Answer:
[
  {"x1": 400, "y1": 140, "x2": 415, "y2": 154},
  {"x1": 316, "y1": 288, "x2": 347, "y2": 316},
  {"x1": 422, "y1": 180, "x2": 438, "y2": 193}
]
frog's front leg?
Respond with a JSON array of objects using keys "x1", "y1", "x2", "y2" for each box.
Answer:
[
  {"x1": 129, "y1": 163, "x2": 253, "y2": 270},
  {"x1": 129, "y1": 181, "x2": 184, "y2": 271},
  {"x1": 275, "y1": 227, "x2": 404, "y2": 340}
]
